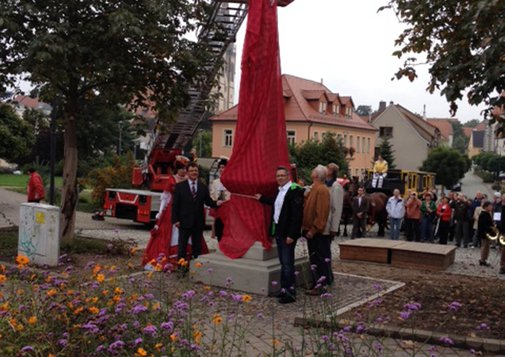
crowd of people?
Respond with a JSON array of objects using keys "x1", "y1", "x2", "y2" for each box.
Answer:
[
  {"x1": 383, "y1": 189, "x2": 505, "y2": 275},
  {"x1": 141, "y1": 155, "x2": 505, "y2": 306}
]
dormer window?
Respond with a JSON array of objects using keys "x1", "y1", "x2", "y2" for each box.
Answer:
[
  {"x1": 346, "y1": 107, "x2": 352, "y2": 117},
  {"x1": 333, "y1": 104, "x2": 340, "y2": 115},
  {"x1": 319, "y1": 101, "x2": 327, "y2": 114}
]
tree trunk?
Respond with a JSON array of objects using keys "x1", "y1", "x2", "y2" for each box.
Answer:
[{"x1": 60, "y1": 113, "x2": 78, "y2": 245}]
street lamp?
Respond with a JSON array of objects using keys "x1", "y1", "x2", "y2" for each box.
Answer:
[
  {"x1": 198, "y1": 129, "x2": 204, "y2": 158},
  {"x1": 41, "y1": 100, "x2": 57, "y2": 205},
  {"x1": 118, "y1": 121, "x2": 123, "y2": 155}
]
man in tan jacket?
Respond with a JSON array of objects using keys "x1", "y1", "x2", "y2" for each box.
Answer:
[{"x1": 302, "y1": 165, "x2": 330, "y2": 295}]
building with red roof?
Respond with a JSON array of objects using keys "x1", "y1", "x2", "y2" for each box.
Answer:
[{"x1": 210, "y1": 74, "x2": 377, "y2": 179}]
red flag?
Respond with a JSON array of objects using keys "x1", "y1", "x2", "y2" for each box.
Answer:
[{"x1": 219, "y1": 0, "x2": 289, "y2": 258}]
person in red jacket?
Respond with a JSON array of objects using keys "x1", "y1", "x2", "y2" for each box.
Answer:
[
  {"x1": 436, "y1": 197, "x2": 452, "y2": 244},
  {"x1": 27, "y1": 168, "x2": 45, "y2": 203}
]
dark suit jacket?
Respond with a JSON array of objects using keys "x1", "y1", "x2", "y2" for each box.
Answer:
[
  {"x1": 478, "y1": 210, "x2": 494, "y2": 240},
  {"x1": 352, "y1": 195, "x2": 369, "y2": 217},
  {"x1": 171, "y1": 179, "x2": 217, "y2": 230},
  {"x1": 260, "y1": 184, "x2": 304, "y2": 239}
]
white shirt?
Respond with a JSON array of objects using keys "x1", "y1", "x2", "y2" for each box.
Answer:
[
  {"x1": 274, "y1": 181, "x2": 292, "y2": 224},
  {"x1": 188, "y1": 179, "x2": 198, "y2": 193}
]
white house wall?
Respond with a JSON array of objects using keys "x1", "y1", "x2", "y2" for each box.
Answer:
[{"x1": 374, "y1": 107, "x2": 429, "y2": 171}]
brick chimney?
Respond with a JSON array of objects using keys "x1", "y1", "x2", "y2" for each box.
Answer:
[{"x1": 379, "y1": 101, "x2": 386, "y2": 112}]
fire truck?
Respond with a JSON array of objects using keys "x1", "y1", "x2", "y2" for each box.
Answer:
[{"x1": 103, "y1": 1, "x2": 294, "y2": 223}]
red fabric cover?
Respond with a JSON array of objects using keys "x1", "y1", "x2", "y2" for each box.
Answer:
[{"x1": 219, "y1": 0, "x2": 289, "y2": 259}]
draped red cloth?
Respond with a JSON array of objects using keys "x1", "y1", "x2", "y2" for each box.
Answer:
[{"x1": 219, "y1": 0, "x2": 289, "y2": 259}]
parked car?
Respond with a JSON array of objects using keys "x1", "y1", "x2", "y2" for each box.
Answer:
[{"x1": 451, "y1": 182, "x2": 462, "y2": 192}]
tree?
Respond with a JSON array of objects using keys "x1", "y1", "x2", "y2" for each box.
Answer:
[
  {"x1": 0, "y1": 103, "x2": 35, "y2": 162},
  {"x1": 382, "y1": 1, "x2": 505, "y2": 117},
  {"x1": 289, "y1": 132, "x2": 348, "y2": 184},
  {"x1": 188, "y1": 129, "x2": 212, "y2": 158},
  {"x1": 463, "y1": 119, "x2": 481, "y2": 128},
  {"x1": 356, "y1": 105, "x2": 373, "y2": 117},
  {"x1": 378, "y1": 138, "x2": 396, "y2": 169},
  {"x1": 0, "y1": 1, "x2": 211, "y2": 243},
  {"x1": 450, "y1": 120, "x2": 469, "y2": 155},
  {"x1": 420, "y1": 147, "x2": 470, "y2": 189}
]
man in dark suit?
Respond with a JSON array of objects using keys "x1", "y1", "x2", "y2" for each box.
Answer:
[
  {"x1": 255, "y1": 166, "x2": 304, "y2": 304},
  {"x1": 351, "y1": 186, "x2": 369, "y2": 239},
  {"x1": 172, "y1": 162, "x2": 221, "y2": 265}
]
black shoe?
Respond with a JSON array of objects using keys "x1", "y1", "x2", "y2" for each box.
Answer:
[
  {"x1": 479, "y1": 260, "x2": 490, "y2": 267},
  {"x1": 278, "y1": 295, "x2": 296, "y2": 304},
  {"x1": 500, "y1": 268, "x2": 505, "y2": 274}
]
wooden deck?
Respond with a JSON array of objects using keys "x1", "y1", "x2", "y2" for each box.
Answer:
[{"x1": 339, "y1": 238, "x2": 456, "y2": 270}]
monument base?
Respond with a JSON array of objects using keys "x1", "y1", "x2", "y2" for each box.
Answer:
[{"x1": 191, "y1": 242, "x2": 312, "y2": 296}]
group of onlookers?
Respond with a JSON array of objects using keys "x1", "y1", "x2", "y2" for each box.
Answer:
[
  {"x1": 385, "y1": 189, "x2": 505, "y2": 275},
  {"x1": 257, "y1": 163, "x2": 344, "y2": 303}
]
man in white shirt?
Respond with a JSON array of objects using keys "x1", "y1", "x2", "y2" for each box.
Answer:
[
  {"x1": 386, "y1": 189, "x2": 405, "y2": 240},
  {"x1": 256, "y1": 166, "x2": 304, "y2": 304}
]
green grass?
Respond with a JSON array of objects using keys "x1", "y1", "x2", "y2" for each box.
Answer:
[
  {"x1": 0, "y1": 174, "x2": 63, "y2": 188},
  {"x1": 0, "y1": 229, "x2": 110, "y2": 257}
]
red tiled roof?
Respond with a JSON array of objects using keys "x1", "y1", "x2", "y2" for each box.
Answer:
[
  {"x1": 13, "y1": 95, "x2": 41, "y2": 109},
  {"x1": 462, "y1": 127, "x2": 473, "y2": 138},
  {"x1": 211, "y1": 74, "x2": 377, "y2": 132},
  {"x1": 474, "y1": 122, "x2": 487, "y2": 131},
  {"x1": 426, "y1": 119, "x2": 454, "y2": 139}
]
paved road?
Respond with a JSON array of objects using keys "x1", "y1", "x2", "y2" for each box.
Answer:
[{"x1": 459, "y1": 169, "x2": 497, "y2": 198}]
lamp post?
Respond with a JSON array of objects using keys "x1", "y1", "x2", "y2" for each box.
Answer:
[
  {"x1": 118, "y1": 121, "x2": 123, "y2": 155},
  {"x1": 198, "y1": 129, "x2": 204, "y2": 158},
  {"x1": 42, "y1": 100, "x2": 57, "y2": 205}
]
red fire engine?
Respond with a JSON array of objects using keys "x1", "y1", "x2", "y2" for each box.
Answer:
[{"x1": 102, "y1": 0, "x2": 293, "y2": 223}]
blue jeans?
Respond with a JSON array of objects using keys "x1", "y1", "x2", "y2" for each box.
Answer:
[
  {"x1": 421, "y1": 216, "x2": 433, "y2": 242},
  {"x1": 276, "y1": 236, "x2": 296, "y2": 297},
  {"x1": 390, "y1": 218, "x2": 402, "y2": 240}
]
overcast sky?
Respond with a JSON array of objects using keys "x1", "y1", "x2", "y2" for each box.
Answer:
[{"x1": 233, "y1": 0, "x2": 485, "y2": 123}]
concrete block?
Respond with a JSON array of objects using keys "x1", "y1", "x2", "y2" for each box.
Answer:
[
  {"x1": 19, "y1": 203, "x2": 60, "y2": 266},
  {"x1": 482, "y1": 338, "x2": 501, "y2": 352},
  {"x1": 191, "y1": 251, "x2": 312, "y2": 296}
]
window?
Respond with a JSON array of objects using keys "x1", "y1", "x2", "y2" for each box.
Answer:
[
  {"x1": 343, "y1": 134, "x2": 347, "y2": 146},
  {"x1": 224, "y1": 129, "x2": 233, "y2": 147},
  {"x1": 337, "y1": 133, "x2": 342, "y2": 143},
  {"x1": 349, "y1": 135, "x2": 353, "y2": 148},
  {"x1": 367, "y1": 138, "x2": 371, "y2": 153},
  {"x1": 287, "y1": 130, "x2": 296, "y2": 145},
  {"x1": 333, "y1": 104, "x2": 340, "y2": 115},
  {"x1": 356, "y1": 136, "x2": 360, "y2": 153},
  {"x1": 379, "y1": 126, "x2": 393, "y2": 138},
  {"x1": 314, "y1": 131, "x2": 319, "y2": 141},
  {"x1": 319, "y1": 101, "x2": 327, "y2": 113},
  {"x1": 346, "y1": 107, "x2": 352, "y2": 117},
  {"x1": 362, "y1": 137, "x2": 366, "y2": 154}
]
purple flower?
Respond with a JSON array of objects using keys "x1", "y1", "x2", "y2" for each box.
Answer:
[
  {"x1": 256, "y1": 312, "x2": 264, "y2": 320},
  {"x1": 324, "y1": 258, "x2": 331, "y2": 263},
  {"x1": 161, "y1": 321, "x2": 174, "y2": 331},
  {"x1": 271, "y1": 280, "x2": 278, "y2": 287},
  {"x1": 207, "y1": 267, "x2": 213, "y2": 274},
  {"x1": 231, "y1": 294, "x2": 242, "y2": 302},
  {"x1": 400, "y1": 311, "x2": 411, "y2": 320},
  {"x1": 144, "y1": 293, "x2": 155, "y2": 300},
  {"x1": 294, "y1": 270, "x2": 300, "y2": 276},
  {"x1": 476, "y1": 322, "x2": 490, "y2": 330},
  {"x1": 58, "y1": 339, "x2": 68, "y2": 347},
  {"x1": 219, "y1": 290, "x2": 228, "y2": 297},
  {"x1": 96, "y1": 345, "x2": 105, "y2": 352},
  {"x1": 321, "y1": 335, "x2": 330, "y2": 342},
  {"x1": 320, "y1": 292, "x2": 332, "y2": 299},
  {"x1": 439, "y1": 336, "x2": 454, "y2": 345},
  {"x1": 317, "y1": 275, "x2": 327, "y2": 283},
  {"x1": 143, "y1": 325, "x2": 158, "y2": 336},
  {"x1": 134, "y1": 337, "x2": 143, "y2": 346},
  {"x1": 225, "y1": 277, "x2": 233, "y2": 286},
  {"x1": 20, "y1": 346, "x2": 35, "y2": 353},
  {"x1": 448, "y1": 301, "x2": 462, "y2": 312},
  {"x1": 82, "y1": 322, "x2": 99, "y2": 334},
  {"x1": 372, "y1": 341, "x2": 383, "y2": 352},
  {"x1": 131, "y1": 304, "x2": 148, "y2": 314},
  {"x1": 108, "y1": 340, "x2": 125, "y2": 352},
  {"x1": 356, "y1": 323, "x2": 366, "y2": 334},
  {"x1": 310, "y1": 264, "x2": 317, "y2": 271},
  {"x1": 182, "y1": 290, "x2": 196, "y2": 299},
  {"x1": 404, "y1": 302, "x2": 422, "y2": 311}
]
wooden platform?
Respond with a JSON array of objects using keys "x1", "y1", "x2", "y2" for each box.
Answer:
[{"x1": 339, "y1": 238, "x2": 456, "y2": 271}]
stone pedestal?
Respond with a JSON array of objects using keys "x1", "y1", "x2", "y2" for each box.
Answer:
[
  {"x1": 18, "y1": 203, "x2": 60, "y2": 266},
  {"x1": 191, "y1": 242, "x2": 312, "y2": 296}
]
